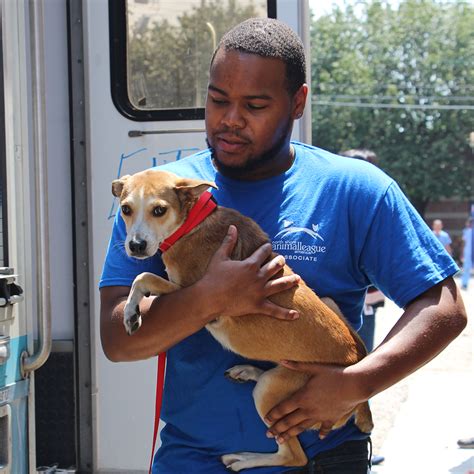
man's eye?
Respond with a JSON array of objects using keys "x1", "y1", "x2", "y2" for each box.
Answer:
[
  {"x1": 248, "y1": 103, "x2": 266, "y2": 110},
  {"x1": 121, "y1": 205, "x2": 132, "y2": 216},
  {"x1": 153, "y1": 206, "x2": 167, "y2": 217},
  {"x1": 211, "y1": 97, "x2": 227, "y2": 105}
]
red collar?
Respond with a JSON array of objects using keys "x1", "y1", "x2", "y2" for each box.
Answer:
[{"x1": 159, "y1": 191, "x2": 217, "y2": 253}]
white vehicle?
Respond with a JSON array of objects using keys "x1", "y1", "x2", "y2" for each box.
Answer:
[{"x1": 0, "y1": 1, "x2": 311, "y2": 472}]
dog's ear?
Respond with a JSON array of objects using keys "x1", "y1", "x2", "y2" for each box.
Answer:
[
  {"x1": 111, "y1": 175, "x2": 131, "y2": 197},
  {"x1": 174, "y1": 178, "x2": 218, "y2": 203}
]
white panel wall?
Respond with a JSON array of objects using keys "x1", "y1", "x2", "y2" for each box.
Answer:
[{"x1": 84, "y1": 0, "x2": 307, "y2": 470}]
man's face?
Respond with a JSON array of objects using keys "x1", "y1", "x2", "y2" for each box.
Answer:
[
  {"x1": 433, "y1": 220, "x2": 442, "y2": 233},
  {"x1": 205, "y1": 49, "x2": 305, "y2": 180}
]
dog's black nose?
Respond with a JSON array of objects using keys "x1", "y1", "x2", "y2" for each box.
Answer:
[{"x1": 129, "y1": 238, "x2": 147, "y2": 254}]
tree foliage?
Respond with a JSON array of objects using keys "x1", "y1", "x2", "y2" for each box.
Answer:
[{"x1": 311, "y1": 0, "x2": 474, "y2": 214}]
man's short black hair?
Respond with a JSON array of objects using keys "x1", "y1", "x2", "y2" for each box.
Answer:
[{"x1": 211, "y1": 18, "x2": 306, "y2": 95}]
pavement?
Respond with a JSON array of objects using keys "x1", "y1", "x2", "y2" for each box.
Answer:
[{"x1": 368, "y1": 276, "x2": 474, "y2": 474}]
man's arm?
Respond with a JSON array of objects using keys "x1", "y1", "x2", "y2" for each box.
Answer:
[
  {"x1": 264, "y1": 276, "x2": 467, "y2": 442},
  {"x1": 100, "y1": 225, "x2": 300, "y2": 362}
]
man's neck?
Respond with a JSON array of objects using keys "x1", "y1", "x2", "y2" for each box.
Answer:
[{"x1": 213, "y1": 145, "x2": 295, "y2": 182}]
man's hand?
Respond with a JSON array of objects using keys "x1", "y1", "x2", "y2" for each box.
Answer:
[
  {"x1": 264, "y1": 360, "x2": 364, "y2": 443},
  {"x1": 202, "y1": 225, "x2": 301, "y2": 321}
]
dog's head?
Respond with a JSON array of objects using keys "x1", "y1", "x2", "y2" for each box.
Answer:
[{"x1": 112, "y1": 169, "x2": 217, "y2": 259}]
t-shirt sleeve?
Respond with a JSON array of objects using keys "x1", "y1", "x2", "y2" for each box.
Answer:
[
  {"x1": 359, "y1": 182, "x2": 459, "y2": 308},
  {"x1": 99, "y1": 212, "x2": 166, "y2": 288}
]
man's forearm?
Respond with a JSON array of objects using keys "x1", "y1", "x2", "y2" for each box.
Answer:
[
  {"x1": 101, "y1": 280, "x2": 216, "y2": 362},
  {"x1": 351, "y1": 277, "x2": 467, "y2": 401}
]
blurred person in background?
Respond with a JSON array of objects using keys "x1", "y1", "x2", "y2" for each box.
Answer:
[
  {"x1": 431, "y1": 219, "x2": 452, "y2": 255},
  {"x1": 461, "y1": 217, "x2": 473, "y2": 290}
]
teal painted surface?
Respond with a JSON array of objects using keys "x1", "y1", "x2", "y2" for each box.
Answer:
[
  {"x1": 11, "y1": 393, "x2": 28, "y2": 473},
  {"x1": 0, "y1": 335, "x2": 27, "y2": 387},
  {"x1": 0, "y1": 379, "x2": 29, "y2": 472}
]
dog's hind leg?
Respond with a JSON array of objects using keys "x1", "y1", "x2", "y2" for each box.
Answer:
[
  {"x1": 354, "y1": 401, "x2": 373, "y2": 433},
  {"x1": 221, "y1": 366, "x2": 308, "y2": 471},
  {"x1": 224, "y1": 364, "x2": 264, "y2": 383}
]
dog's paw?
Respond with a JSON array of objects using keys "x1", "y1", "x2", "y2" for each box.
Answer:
[
  {"x1": 224, "y1": 365, "x2": 264, "y2": 383},
  {"x1": 123, "y1": 302, "x2": 142, "y2": 335},
  {"x1": 221, "y1": 453, "x2": 246, "y2": 471},
  {"x1": 222, "y1": 452, "x2": 272, "y2": 471}
]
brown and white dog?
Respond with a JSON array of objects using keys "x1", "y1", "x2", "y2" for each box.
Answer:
[{"x1": 112, "y1": 168, "x2": 373, "y2": 471}]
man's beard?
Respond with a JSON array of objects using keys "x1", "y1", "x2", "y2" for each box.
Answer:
[{"x1": 206, "y1": 118, "x2": 292, "y2": 179}]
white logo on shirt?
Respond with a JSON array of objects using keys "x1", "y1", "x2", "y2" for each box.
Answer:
[
  {"x1": 275, "y1": 220, "x2": 325, "y2": 241},
  {"x1": 272, "y1": 220, "x2": 327, "y2": 263}
]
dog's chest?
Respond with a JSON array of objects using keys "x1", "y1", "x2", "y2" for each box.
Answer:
[
  {"x1": 164, "y1": 265, "x2": 180, "y2": 285},
  {"x1": 163, "y1": 255, "x2": 207, "y2": 287},
  {"x1": 205, "y1": 319, "x2": 236, "y2": 353}
]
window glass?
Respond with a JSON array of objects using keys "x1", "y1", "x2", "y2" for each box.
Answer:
[{"x1": 126, "y1": 0, "x2": 269, "y2": 111}]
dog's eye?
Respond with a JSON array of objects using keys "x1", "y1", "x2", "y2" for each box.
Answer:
[
  {"x1": 121, "y1": 205, "x2": 132, "y2": 216},
  {"x1": 153, "y1": 206, "x2": 167, "y2": 217}
]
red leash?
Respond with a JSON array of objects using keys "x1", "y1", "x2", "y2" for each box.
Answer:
[
  {"x1": 150, "y1": 190, "x2": 216, "y2": 471},
  {"x1": 149, "y1": 351, "x2": 167, "y2": 473}
]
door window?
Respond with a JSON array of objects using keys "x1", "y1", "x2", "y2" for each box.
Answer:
[{"x1": 109, "y1": 0, "x2": 276, "y2": 121}]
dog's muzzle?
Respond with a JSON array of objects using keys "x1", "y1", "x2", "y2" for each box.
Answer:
[{"x1": 129, "y1": 237, "x2": 147, "y2": 256}]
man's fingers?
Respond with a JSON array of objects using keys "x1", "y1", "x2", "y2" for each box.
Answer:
[
  {"x1": 261, "y1": 301, "x2": 299, "y2": 320},
  {"x1": 216, "y1": 225, "x2": 238, "y2": 258},
  {"x1": 318, "y1": 423, "x2": 333, "y2": 439},
  {"x1": 264, "y1": 274, "x2": 300, "y2": 296},
  {"x1": 270, "y1": 421, "x2": 314, "y2": 444},
  {"x1": 264, "y1": 397, "x2": 300, "y2": 426},
  {"x1": 247, "y1": 242, "x2": 273, "y2": 265},
  {"x1": 260, "y1": 254, "x2": 285, "y2": 277},
  {"x1": 265, "y1": 409, "x2": 308, "y2": 443}
]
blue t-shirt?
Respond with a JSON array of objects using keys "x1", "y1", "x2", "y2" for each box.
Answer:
[{"x1": 100, "y1": 142, "x2": 458, "y2": 473}]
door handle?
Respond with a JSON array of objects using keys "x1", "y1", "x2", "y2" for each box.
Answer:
[
  {"x1": 20, "y1": 0, "x2": 52, "y2": 378},
  {"x1": 0, "y1": 269, "x2": 24, "y2": 307},
  {"x1": 128, "y1": 127, "x2": 205, "y2": 137}
]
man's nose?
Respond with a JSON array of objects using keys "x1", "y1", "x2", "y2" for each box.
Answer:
[
  {"x1": 222, "y1": 105, "x2": 245, "y2": 129},
  {"x1": 129, "y1": 238, "x2": 147, "y2": 254}
]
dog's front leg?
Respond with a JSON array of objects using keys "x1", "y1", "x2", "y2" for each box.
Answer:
[{"x1": 124, "y1": 272, "x2": 180, "y2": 335}]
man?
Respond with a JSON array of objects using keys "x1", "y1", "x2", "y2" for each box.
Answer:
[
  {"x1": 431, "y1": 218, "x2": 453, "y2": 255},
  {"x1": 100, "y1": 18, "x2": 467, "y2": 473}
]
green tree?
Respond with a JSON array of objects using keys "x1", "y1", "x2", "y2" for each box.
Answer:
[
  {"x1": 128, "y1": 0, "x2": 260, "y2": 110},
  {"x1": 311, "y1": 0, "x2": 474, "y2": 215}
]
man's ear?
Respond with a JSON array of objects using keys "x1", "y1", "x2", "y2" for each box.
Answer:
[
  {"x1": 292, "y1": 83, "x2": 308, "y2": 120},
  {"x1": 174, "y1": 178, "x2": 217, "y2": 204},
  {"x1": 111, "y1": 175, "x2": 131, "y2": 197}
]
